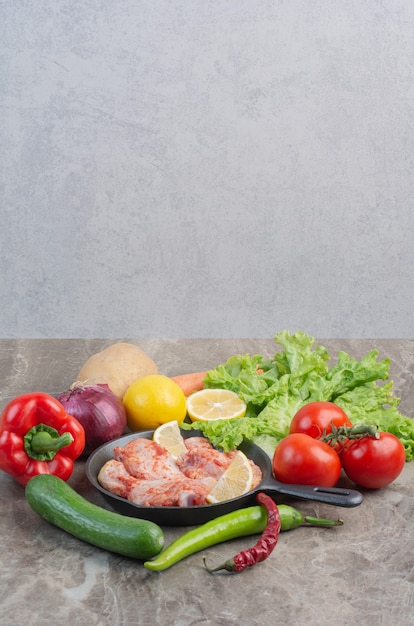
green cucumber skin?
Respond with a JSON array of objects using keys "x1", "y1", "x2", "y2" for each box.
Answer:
[{"x1": 25, "y1": 474, "x2": 164, "y2": 560}]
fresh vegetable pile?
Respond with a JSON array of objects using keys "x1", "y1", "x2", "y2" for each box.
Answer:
[
  {"x1": 274, "y1": 406, "x2": 406, "y2": 489},
  {"x1": 183, "y1": 330, "x2": 414, "y2": 462},
  {"x1": 1, "y1": 333, "x2": 413, "y2": 575},
  {"x1": 143, "y1": 499, "x2": 343, "y2": 571}
]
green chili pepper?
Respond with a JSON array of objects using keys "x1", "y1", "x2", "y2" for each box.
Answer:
[{"x1": 144, "y1": 503, "x2": 343, "y2": 571}]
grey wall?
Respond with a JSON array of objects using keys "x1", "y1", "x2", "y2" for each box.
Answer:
[{"x1": 2, "y1": 1, "x2": 413, "y2": 339}]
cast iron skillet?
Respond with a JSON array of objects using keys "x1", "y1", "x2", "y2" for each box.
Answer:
[{"x1": 85, "y1": 430, "x2": 363, "y2": 526}]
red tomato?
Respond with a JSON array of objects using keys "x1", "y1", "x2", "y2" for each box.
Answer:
[
  {"x1": 289, "y1": 401, "x2": 352, "y2": 439},
  {"x1": 272, "y1": 433, "x2": 342, "y2": 487},
  {"x1": 340, "y1": 432, "x2": 406, "y2": 489}
]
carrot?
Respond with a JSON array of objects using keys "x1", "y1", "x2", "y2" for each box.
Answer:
[{"x1": 171, "y1": 371, "x2": 208, "y2": 396}]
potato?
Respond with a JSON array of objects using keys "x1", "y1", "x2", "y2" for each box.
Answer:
[{"x1": 75, "y1": 343, "x2": 158, "y2": 399}]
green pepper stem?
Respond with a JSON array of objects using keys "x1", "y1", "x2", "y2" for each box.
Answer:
[
  {"x1": 31, "y1": 431, "x2": 73, "y2": 453},
  {"x1": 24, "y1": 424, "x2": 73, "y2": 461},
  {"x1": 303, "y1": 515, "x2": 344, "y2": 527}
]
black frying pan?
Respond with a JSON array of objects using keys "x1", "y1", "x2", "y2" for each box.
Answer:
[{"x1": 85, "y1": 430, "x2": 363, "y2": 526}]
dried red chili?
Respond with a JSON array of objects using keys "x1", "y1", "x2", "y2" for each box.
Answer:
[{"x1": 203, "y1": 492, "x2": 281, "y2": 573}]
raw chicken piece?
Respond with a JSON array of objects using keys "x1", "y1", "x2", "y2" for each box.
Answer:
[
  {"x1": 128, "y1": 478, "x2": 211, "y2": 507},
  {"x1": 114, "y1": 438, "x2": 182, "y2": 480},
  {"x1": 97, "y1": 459, "x2": 137, "y2": 498},
  {"x1": 177, "y1": 436, "x2": 263, "y2": 488},
  {"x1": 99, "y1": 435, "x2": 263, "y2": 508},
  {"x1": 177, "y1": 437, "x2": 233, "y2": 480},
  {"x1": 98, "y1": 459, "x2": 212, "y2": 506},
  {"x1": 249, "y1": 461, "x2": 263, "y2": 488},
  {"x1": 183, "y1": 437, "x2": 216, "y2": 451}
]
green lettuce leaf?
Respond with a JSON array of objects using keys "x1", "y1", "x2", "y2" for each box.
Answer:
[
  {"x1": 182, "y1": 330, "x2": 414, "y2": 460},
  {"x1": 335, "y1": 382, "x2": 414, "y2": 461}
]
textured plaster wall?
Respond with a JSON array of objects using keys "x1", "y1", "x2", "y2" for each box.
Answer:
[{"x1": 1, "y1": 1, "x2": 414, "y2": 339}]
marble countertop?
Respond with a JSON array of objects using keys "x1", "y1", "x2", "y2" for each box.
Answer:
[{"x1": 1, "y1": 338, "x2": 414, "y2": 626}]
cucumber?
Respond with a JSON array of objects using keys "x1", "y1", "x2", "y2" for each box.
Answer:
[{"x1": 25, "y1": 474, "x2": 164, "y2": 560}]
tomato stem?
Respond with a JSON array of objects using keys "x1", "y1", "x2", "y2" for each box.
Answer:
[{"x1": 322, "y1": 423, "x2": 379, "y2": 447}]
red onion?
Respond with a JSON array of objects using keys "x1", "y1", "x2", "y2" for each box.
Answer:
[{"x1": 57, "y1": 383, "x2": 127, "y2": 455}]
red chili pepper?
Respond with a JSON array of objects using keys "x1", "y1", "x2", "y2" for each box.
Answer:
[
  {"x1": 203, "y1": 493, "x2": 281, "y2": 573},
  {"x1": 0, "y1": 392, "x2": 85, "y2": 486}
]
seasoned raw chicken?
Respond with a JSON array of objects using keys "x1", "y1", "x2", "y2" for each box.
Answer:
[
  {"x1": 178, "y1": 437, "x2": 262, "y2": 488},
  {"x1": 98, "y1": 436, "x2": 262, "y2": 508},
  {"x1": 177, "y1": 436, "x2": 234, "y2": 480},
  {"x1": 98, "y1": 459, "x2": 212, "y2": 506},
  {"x1": 114, "y1": 438, "x2": 182, "y2": 479},
  {"x1": 125, "y1": 477, "x2": 211, "y2": 507},
  {"x1": 97, "y1": 459, "x2": 136, "y2": 498}
]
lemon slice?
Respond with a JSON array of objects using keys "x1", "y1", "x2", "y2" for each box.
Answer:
[
  {"x1": 206, "y1": 450, "x2": 254, "y2": 504},
  {"x1": 153, "y1": 420, "x2": 187, "y2": 459},
  {"x1": 186, "y1": 389, "x2": 247, "y2": 422}
]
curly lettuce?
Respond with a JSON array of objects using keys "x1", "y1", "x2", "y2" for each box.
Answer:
[{"x1": 182, "y1": 330, "x2": 414, "y2": 461}]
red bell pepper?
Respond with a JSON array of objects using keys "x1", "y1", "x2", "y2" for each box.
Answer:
[{"x1": 0, "y1": 392, "x2": 85, "y2": 486}]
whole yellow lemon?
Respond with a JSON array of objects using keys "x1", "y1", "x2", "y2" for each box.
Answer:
[{"x1": 123, "y1": 374, "x2": 187, "y2": 432}]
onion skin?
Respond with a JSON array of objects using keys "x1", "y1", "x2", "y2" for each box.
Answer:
[{"x1": 57, "y1": 383, "x2": 127, "y2": 456}]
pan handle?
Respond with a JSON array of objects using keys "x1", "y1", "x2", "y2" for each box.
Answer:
[{"x1": 272, "y1": 483, "x2": 363, "y2": 507}]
